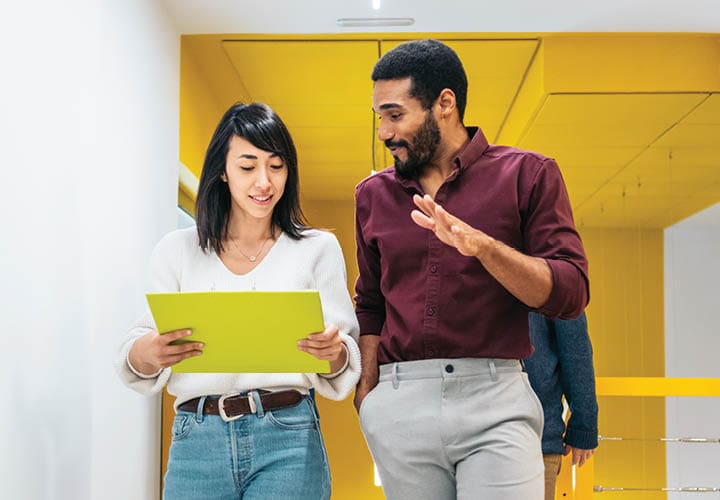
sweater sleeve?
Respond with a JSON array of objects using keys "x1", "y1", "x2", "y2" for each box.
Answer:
[
  {"x1": 305, "y1": 233, "x2": 362, "y2": 400},
  {"x1": 555, "y1": 312, "x2": 599, "y2": 449},
  {"x1": 113, "y1": 231, "x2": 184, "y2": 395}
]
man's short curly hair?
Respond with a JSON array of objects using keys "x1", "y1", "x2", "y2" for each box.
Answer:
[{"x1": 371, "y1": 39, "x2": 468, "y2": 122}]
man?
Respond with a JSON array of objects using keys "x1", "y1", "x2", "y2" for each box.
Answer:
[
  {"x1": 353, "y1": 39, "x2": 589, "y2": 500},
  {"x1": 526, "y1": 311, "x2": 599, "y2": 500}
]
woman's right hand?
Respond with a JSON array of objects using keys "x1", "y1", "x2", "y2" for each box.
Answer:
[{"x1": 128, "y1": 329, "x2": 203, "y2": 375}]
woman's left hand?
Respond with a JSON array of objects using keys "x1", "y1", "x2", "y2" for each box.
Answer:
[{"x1": 298, "y1": 325, "x2": 347, "y2": 373}]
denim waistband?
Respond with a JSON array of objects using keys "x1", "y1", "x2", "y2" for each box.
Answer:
[{"x1": 379, "y1": 358, "x2": 521, "y2": 384}]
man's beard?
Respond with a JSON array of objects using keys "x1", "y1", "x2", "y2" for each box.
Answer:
[{"x1": 385, "y1": 111, "x2": 441, "y2": 180}]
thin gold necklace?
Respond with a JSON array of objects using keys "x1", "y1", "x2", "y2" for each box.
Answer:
[{"x1": 230, "y1": 235, "x2": 272, "y2": 262}]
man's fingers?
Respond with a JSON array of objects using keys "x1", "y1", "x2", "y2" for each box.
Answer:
[
  {"x1": 413, "y1": 194, "x2": 436, "y2": 218},
  {"x1": 412, "y1": 194, "x2": 429, "y2": 216},
  {"x1": 435, "y1": 204, "x2": 458, "y2": 228},
  {"x1": 578, "y1": 449, "x2": 594, "y2": 467},
  {"x1": 411, "y1": 209, "x2": 435, "y2": 230}
]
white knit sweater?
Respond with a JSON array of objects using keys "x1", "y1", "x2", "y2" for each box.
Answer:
[{"x1": 115, "y1": 227, "x2": 361, "y2": 408}]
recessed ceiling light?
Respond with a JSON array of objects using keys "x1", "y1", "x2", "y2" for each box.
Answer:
[
  {"x1": 372, "y1": 0, "x2": 381, "y2": 10},
  {"x1": 336, "y1": 17, "x2": 415, "y2": 27}
]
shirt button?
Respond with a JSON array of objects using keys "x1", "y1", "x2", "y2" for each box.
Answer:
[
  {"x1": 427, "y1": 307, "x2": 436, "y2": 316},
  {"x1": 427, "y1": 349, "x2": 435, "y2": 357},
  {"x1": 445, "y1": 364, "x2": 454, "y2": 373},
  {"x1": 430, "y1": 264, "x2": 438, "y2": 273}
]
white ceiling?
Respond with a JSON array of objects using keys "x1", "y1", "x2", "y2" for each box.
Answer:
[{"x1": 161, "y1": 0, "x2": 720, "y2": 34}]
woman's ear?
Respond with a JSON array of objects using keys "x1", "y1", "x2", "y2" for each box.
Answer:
[{"x1": 220, "y1": 172, "x2": 227, "y2": 182}]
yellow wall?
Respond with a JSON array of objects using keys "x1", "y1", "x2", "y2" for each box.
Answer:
[
  {"x1": 303, "y1": 199, "x2": 385, "y2": 500},
  {"x1": 580, "y1": 227, "x2": 666, "y2": 499},
  {"x1": 179, "y1": 37, "x2": 230, "y2": 177}
]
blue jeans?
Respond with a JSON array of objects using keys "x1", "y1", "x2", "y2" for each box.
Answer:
[{"x1": 164, "y1": 393, "x2": 331, "y2": 500}]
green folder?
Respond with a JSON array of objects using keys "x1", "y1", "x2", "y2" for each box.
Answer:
[{"x1": 146, "y1": 290, "x2": 330, "y2": 373}]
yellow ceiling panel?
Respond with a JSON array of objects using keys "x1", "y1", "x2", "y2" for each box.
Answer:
[
  {"x1": 183, "y1": 36, "x2": 250, "y2": 107},
  {"x1": 573, "y1": 136, "x2": 720, "y2": 227},
  {"x1": 576, "y1": 189, "x2": 687, "y2": 228},
  {"x1": 520, "y1": 93, "x2": 718, "y2": 223},
  {"x1": 653, "y1": 124, "x2": 720, "y2": 148},
  {"x1": 222, "y1": 41, "x2": 376, "y2": 106},
  {"x1": 301, "y1": 161, "x2": 371, "y2": 178},
  {"x1": 522, "y1": 123, "x2": 650, "y2": 149},
  {"x1": 381, "y1": 39, "x2": 538, "y2": 142},
  {"x1": 659, "y1": 192, "x2": 720, "y2": 227},
  {"x1": 682, "y1": 93, "x2": 720, "y2": 124},
  {"x1": 293, "y1": 126, "x2": 373, "y2": 181},
  {"x1": 543, "y1": 36, "x2": 720, "y2": 93},
  {"x1": 520, "y1": 93, "x2": 706, "y2": 149},
  {"x1": 550, "y1": 147, "x2": 639, "y2": 169},
  {"x1": 567, "y1": 188, "x2": 600, "y2": 209},
  {"x1": 300, "y1": 165, "x2": 371, "y2": 201},
  {"x1": 181, "y1": 34, "x2": 720, "y2": 220},
  {"x1": 614, "y1": 148, "x2": 720, "y2": 187},
  {"x1": 264, "y1": 104, "x2": 372, "y2": 129},
  {"x1": 533, "y1": 94, "x2": 704, "y2": 126},
  {"x1": 625, "y1": 146, "x2": 720, "y2": 172},
  {"x1": 222, "y1": 40, "x2": 379, "y2": 200},
  {"x1": 295, "y1": 126, "x2": 371, "y2": 155},
  {"x1": 561, "y1": 166, "x2": 621, "y2": 185},
  {"x1": 667, "y1": 147, "x2": 720, "y2": 169}
]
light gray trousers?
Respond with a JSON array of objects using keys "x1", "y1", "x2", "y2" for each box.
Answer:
[{"x1": 359, "y1": 358, "x2": 544, "y2": 500}]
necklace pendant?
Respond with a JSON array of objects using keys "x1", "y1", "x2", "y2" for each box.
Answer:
[{"x1": 249, "y1": 255, "x2": 257, "y2": 262}]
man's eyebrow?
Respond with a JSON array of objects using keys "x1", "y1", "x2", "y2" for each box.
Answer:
[{"x1": 377, "y1": 103, "x2": 403, "y2": 111}]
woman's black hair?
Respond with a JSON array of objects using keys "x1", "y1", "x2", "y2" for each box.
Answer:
[
  {"x1": 195, "y1": 102, "x2": 308, "y2": 254},
  {"x1": 371, "y1": 39, "x2": 468, "y2": 122}
]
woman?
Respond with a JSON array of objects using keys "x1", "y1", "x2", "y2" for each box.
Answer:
[{"x1": 115, "y1": 102, "x2": 361, "y2": 500}]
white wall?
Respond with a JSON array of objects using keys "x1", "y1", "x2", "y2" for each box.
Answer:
[
  {"x1": 665, "y1": 202, "x2": 720, "y2": 497},
  {"x1": 0, "y1": 1, "x2": 179, "y2": 499}
]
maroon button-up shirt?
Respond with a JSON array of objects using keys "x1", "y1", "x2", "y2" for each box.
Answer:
[{"x1": 354, "y1": 127, "x2": 589, "y2": 364}]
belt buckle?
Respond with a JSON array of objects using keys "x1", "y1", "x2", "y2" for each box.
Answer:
[{"x1": 218, "y1": 391, "x2": 257, "y2": 422}]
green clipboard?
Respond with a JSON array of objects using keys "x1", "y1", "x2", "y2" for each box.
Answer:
[{"x1": 146, "y1": 290, "x2": 330, "y2": 373}]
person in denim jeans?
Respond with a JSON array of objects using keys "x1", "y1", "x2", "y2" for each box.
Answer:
[
  {"x1": 525, "y1": 311, "x2": 599, "y2": 500},
  {"x1": 115, "y1": 102, "x2": 361, "y2": 500}
]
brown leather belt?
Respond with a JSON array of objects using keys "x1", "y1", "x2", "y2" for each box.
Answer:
[{"x1": 178, "y1": 390, "x2": 304, "y2": 422}]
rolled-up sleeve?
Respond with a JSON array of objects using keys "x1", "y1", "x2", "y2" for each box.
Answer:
[{"x1": 524, "y1": 159, "x2": 589, "y2": 319}]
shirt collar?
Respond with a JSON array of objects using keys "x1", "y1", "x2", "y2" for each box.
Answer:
[{"x1": 455, "y1": 126, "x2": 489, "y2": 171}]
